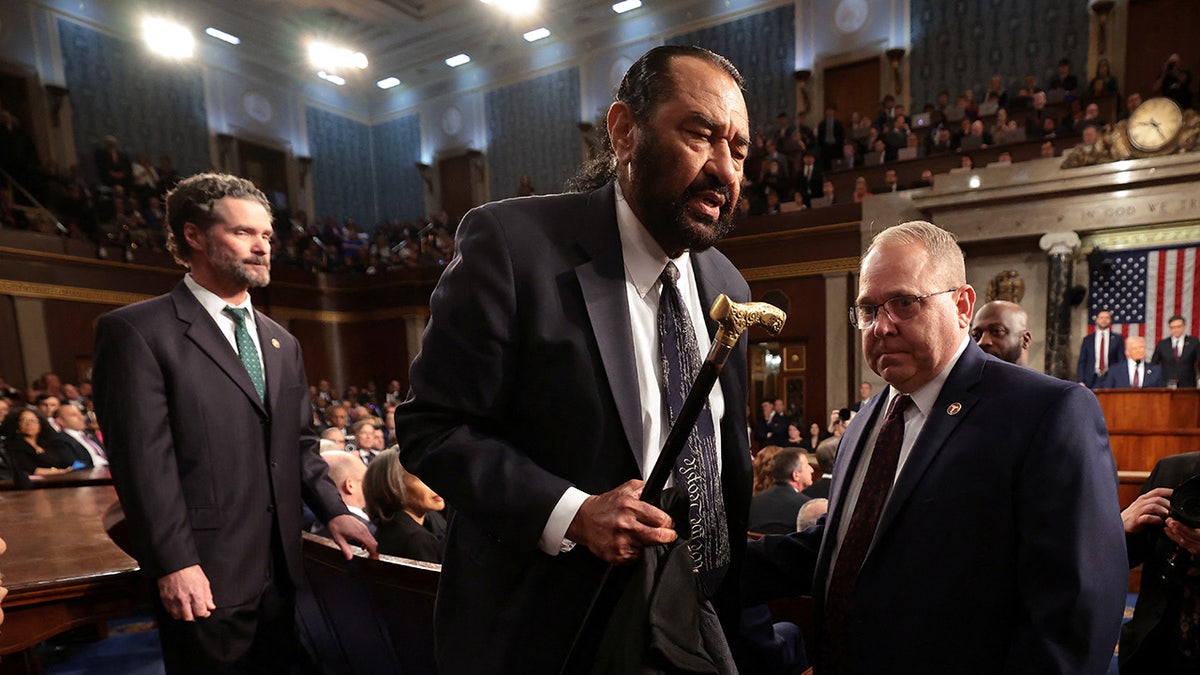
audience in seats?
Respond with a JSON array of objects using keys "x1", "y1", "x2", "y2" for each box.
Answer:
[
  {"x1": 779, "y1": 423, "x2": 805, "y2": 449},
  {"x1": 49, "y1": 403, "x2": 107, "y2": 468},
  {"x1": 749, "y1": 448, "x2": 813, "y2": 535},
  {"x1": 324, "y1": 405, "x2": 350, "y2": 436},
  {"x1": 851, "y1": 176, "x2": 870, "y2": 203},
  {"x1": 1092, "y1": 57, "x2": 1119, "y2": 96},
  {"x1": 351, "y1": 419, "x2": 384, "y2": 465},
  {"x1": 802, "y1": 441, "x2": 836, "y2": 500},
  {"x1": 362, "y1": 448, "x2": 446, "y2": 563},
  {"x1": 312, "y1": 450, "x2": 376, "y2": 537},
  {"x1": 0, "y1": 408, "x2": 70, "y2": 476},
  {"x1": 1151, "y1": 314, "x2": 1200, "y2": 387},
  {"x1": 1100, "y1": 336, "x2": 1163, "y2": 388},
  {"x1": 795, "y1": 498, "x2": 828, "y2": 532},
  {"x1": 35, "y1": 393, "x2": 61, "y2": 432}
]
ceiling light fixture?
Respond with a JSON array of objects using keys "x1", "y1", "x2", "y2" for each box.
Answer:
[
  {"x1": 612, "y1": 0, "x2": 642, "y2": 14},
  {"x1": 480, "y1": 0, "x2": 538, "y2": 16},
  {"x1": 376, "y1": 77, "x2": 401, "y2": 90},
  {"x1": 317, "y1": 71, "x2": 346, "y2": 86},
  {"x1": 523, "y1": 27, "x2": 551, "y2": 42},
  {"x1": 445, "y1": 53, "x2": 471, "y2": 68},
  {"x1": 204, "y1": 27, "x2": 240, "y2": 45},
  {"x1": 142, "y1": 17, "x2": 194, "y2": 58},
  {"x1": 308, "y1": 41, "x2": 368, "y2": 71}
]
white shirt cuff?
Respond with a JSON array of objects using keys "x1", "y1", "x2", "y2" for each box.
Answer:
[{"x1": 538, "y1": 486, "x2": 590, "y2": 556}]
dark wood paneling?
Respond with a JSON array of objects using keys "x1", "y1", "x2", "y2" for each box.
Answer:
[
  {"x1": 0, "y1": 294, "x2": 24, "y2": 388},
  {"x1": 824, "y1": 58, "x2": 881, "y2": 129},
  {"x1": 288, "y1": 319, "x2": 410, "y2": 393},
  {"x1": 42, "y1": 300, "x2": 111, "y2": 384},
  {"x1": 439, "y1": 153, "x2": 475, "y2": 226},
  {"x1": 749, "y1": 276, "x2": 827, "y2": 429}
]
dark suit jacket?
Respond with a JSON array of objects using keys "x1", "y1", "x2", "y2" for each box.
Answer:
[
  {"x1": 47, "y1": 431, "x2": 94, "y2": 467},
  {"x1": 1121, "y1": 452, "x2": 1200, "y2": 672},
  {"x1": 93, "y1": 282, "x2": 348, "y2": 608},
  {"x1": 1076, "y1": 329, "x2": 1124, "y2": 388},
  {"x1": 793, "y1": 165, "x2": 823, "y2": 205},
  {"x1": 744, "y1": 343, "x2": 1126, "y2": 673},
  {"x1": 1151, "y1": 335, "x2": 1200, "y2": 387},
  {"x1": 1098, "y1": 359, "x2": 1165, "y2": 388},
  {"x1": 395, "y1": 184, "x2": 752, "y2": 674},
  {"x1": 749, "y1": 484, "x2": 809, "y2": 534},
  {"x1": 816, "y1": 119, "x2": 845, "y2": 152}
]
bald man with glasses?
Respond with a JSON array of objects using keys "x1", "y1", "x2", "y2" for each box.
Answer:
[{"x1": 744, "y1": 220, "x2": 1126, "y2": 674}]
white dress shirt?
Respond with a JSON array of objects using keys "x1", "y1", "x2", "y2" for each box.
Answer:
[
  {"x1": 537, "y1": 183, "x2": 727, "y2": 555},
  {"x1": 183, "y1": 273, "x2": 265, "y2": 375},
  {"x1": 67, "y1": 428, "x2": 108, "y2": 467},
  {"x1": 1127, "y1": 359, "x2": 1145, "y2": 387}
]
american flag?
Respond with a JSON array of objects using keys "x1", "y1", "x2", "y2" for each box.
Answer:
[{"x1": 1088, "y1": 245, "x2": 1200, "y2": 347}]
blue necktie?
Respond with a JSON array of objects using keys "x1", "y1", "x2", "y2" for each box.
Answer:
[
  {"x1": 658, "y1": 261, "x2": 729, "y2": 578},
  {"x1": 223, "y1": 306, "x2": 265, "y2": 402}
]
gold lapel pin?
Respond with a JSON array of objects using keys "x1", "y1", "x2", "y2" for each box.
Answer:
[
  {"x1": 271, "y1": 338, "x2": 281, "y2": 349},
  {"x1": 947, "y1": 402, "x2": 962, "y2": 416}
]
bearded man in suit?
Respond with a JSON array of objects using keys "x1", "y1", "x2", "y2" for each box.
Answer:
[
  {"x1": 743, "y1": 220, "x2": 1126, "y2": 673},
  {"x1": 93, "y1": 173, "x2": 375, "y2": 674},
  {"x1": 396, "y1": 45, "x2": 753, "y2": 673}
]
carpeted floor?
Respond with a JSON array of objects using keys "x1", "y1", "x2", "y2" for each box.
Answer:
[{"x1": 33, "y1": 595, "x2": 1139, "y2": 674}]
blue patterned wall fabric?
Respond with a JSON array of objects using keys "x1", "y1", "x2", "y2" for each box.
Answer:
[
  {"x1": 372, "y1": 113, "x2": 425, "y2": 223},
  {"x1": 306, "y1": 106, "x2": 375, "y2": 228},
  {"x1": 485, "y1": 67, "x2": 581, "y2": 200},
  {"x1": 58, "y1": 19, "x2": 210, "y2": 183},
  {"x1": 669, "y1": 5, "x2": 796, "y2": 136},
  {"x1": 910, "y1": 0, "x2": 1089, "y2": 110}
]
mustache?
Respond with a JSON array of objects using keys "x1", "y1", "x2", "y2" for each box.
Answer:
[
  {"x1": 243, "y1": 256, "x2": 270, "y2": 267},
  {"x1": 681, "y1": 175, "x2": 733, "y2": 208}
]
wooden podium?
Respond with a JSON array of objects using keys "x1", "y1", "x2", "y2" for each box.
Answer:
[{"x1": 1095, "y1": 388, "x2": 1200, "y2": 507}]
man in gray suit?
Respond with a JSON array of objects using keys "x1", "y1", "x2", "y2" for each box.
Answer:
[
  {"x1": 396, "y1": 46, "x2": 753, "y2": 673},
  {"x1": 93, "y1": 173, "x2": 375, "y2": 673}
]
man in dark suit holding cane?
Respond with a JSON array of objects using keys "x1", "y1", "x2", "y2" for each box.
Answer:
[{"x1": 396, "y1": 45, "x2": 754, "y2": 673}]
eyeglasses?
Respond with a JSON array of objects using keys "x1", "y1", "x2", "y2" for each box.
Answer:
[{"x1": 849, "y1": 288, "x2": 959, "y2": 330}]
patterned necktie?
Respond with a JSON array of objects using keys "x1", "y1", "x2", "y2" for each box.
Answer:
[
  {"x1": 824, "y1": 394, "x2": 912, "y2": 672},
  {"x1": 658, "y1": 261, "x2": 729, "y2": 580},
  {"x1": 223, "y1": 306, "x2": 266, "y2": 401},
  {"x1": 1099, "y1": 331, "x2": 1107, "y2": 373},
  {"x1": 1133, "y1": 361, "x2": 1141, "y2": 388}
]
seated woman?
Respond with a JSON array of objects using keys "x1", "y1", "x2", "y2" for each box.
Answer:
[
  {"x1": 362, "y1": 447, "x2": 447, "y2": 563},
  {"x1": 0, "y1": 409, "x2": 71, "y2": 477}
]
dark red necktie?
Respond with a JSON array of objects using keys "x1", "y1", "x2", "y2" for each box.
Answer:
[
  {"x1": 1099, "y1": 332, "x2": 1107, "y2": 373},
  {"x1": 823, "y1": 394, "x2": 912, "y2": 672},
  {"x1": 1133, "y1": 362, "x2": 1141, "y2": 388}
]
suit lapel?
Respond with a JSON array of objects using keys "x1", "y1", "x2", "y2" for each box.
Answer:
[
  {"x1": 574, "y1": 185, "x2": 644, "y2": 473},
  {"x1": 871, "y1": 344, "x2": 984, "y2": 546},
  {"x1": 255, "y1": 313, "x2": 284, "y2": 413},
  {"x1": 171, "y1": 283, "x2": 267, "y2": 416}
]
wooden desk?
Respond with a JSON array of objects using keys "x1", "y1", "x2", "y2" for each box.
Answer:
[
  {"x1": 0, "y1": 486, "x2": 145, "y2": 671},
  {"x1": 0, "y1": 467, "x2": 112, "y2": 491}
]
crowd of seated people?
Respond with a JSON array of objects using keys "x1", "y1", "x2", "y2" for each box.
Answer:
[
  {"x1": 303, "y1": 377, "x2": 449, "y2": 564},
  {"x1": 5, "y1": 53, "x2": 1197, "y2": 273},
  {"x1": 0, "y1": 372, "x2": 104, "y2": 483},
  {"x1": 272, "y1": 210, "x2": 457, "y2": 274},
  {"x1": 736, "y1": 52, "x2": 1196, "y2": 213}
]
